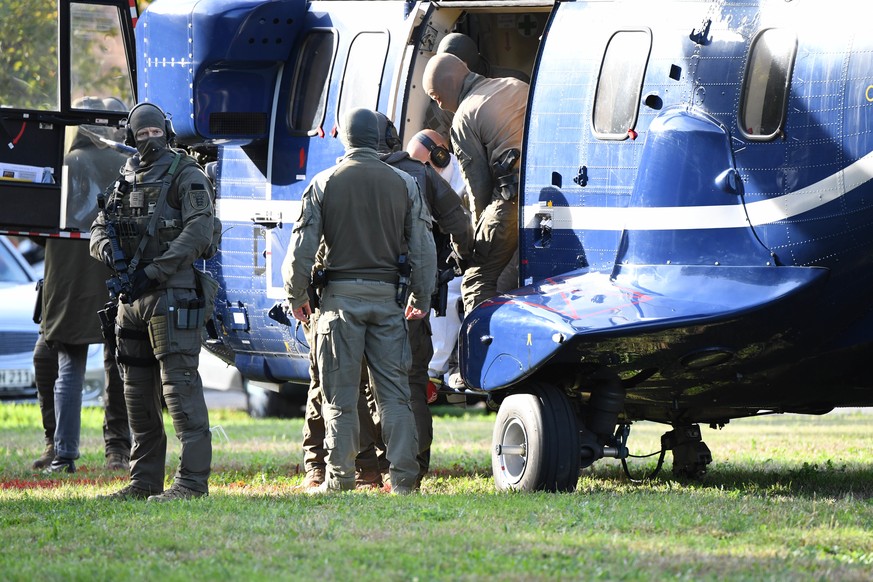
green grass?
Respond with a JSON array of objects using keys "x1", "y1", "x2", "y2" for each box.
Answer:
[{"x1": 1, "y1": 403, "x2": 872, "y2": 581}]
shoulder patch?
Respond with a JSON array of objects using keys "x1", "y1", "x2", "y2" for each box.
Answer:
[{"x1": 189, "y1": 188, "x2": 210, "y2": 210}]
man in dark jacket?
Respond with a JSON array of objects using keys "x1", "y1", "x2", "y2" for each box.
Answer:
[{"x1": 34, "y1": 107, "x2": 131, "y2": 473}]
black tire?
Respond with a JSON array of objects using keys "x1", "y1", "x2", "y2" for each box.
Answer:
[
  {"x1": 244, "y1": 380, "x2": 306, "y2": 418},
  {"x1": 491, "y1": 383, "x2": 580, "y2": 492}
]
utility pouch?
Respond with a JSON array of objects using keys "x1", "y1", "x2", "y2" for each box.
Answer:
[
  {"x1": 33, "y1": 279, "x2": 44, "y2": 324},
  {"x1": 193, "y1": 268, "x2": 219, "y2": 322},
  {"x1": 491, "y1": 148, "x2": 520, "y2": 201},
  {"x1": 97, "y1": 301, "x2": 119, "y2": 354},
  {"x1": 176, "y1": 297, "x2": 206, "y2": 329}
]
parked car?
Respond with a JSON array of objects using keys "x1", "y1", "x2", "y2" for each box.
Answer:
[{"x1": 0, "y1": 236, "x2": 104, "y2": 404}]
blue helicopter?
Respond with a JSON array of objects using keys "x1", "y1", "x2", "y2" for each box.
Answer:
[{"x1": 1, "y1": 0, "x2": 871, "y2": 492}]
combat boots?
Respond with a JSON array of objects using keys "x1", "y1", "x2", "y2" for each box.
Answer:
[
  {"x1": 303, "y1": 468, "x2": 324, "y2": 489},
  {"x1": 147, "y1": 483, "x2": 207, "y2": 502},
  {"x1": 98, "y1": 483, "x2": 155, "y2": 500},
  {"x1": 355, "y1": 469, "x2": 383, "y2": 490},
  {"x1": 32, "y1": 444, "x2": 55, "y2": 469},
  {"x1": 105, "y1": 452, "x2": 130, "y2": 471}
]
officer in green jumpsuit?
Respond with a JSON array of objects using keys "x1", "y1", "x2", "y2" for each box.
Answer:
[
  {"x1": 283, "y1": 107, "x2": 436, "y2": 494},
  {"x1": 90, "y1": 102, "x2": 215, "y2": 501},
  {"x1": 423, "y1": 53, "x2": 529, "y2": 314}
]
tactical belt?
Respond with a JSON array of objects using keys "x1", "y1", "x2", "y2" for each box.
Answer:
[{"x1": 326, "y1": 271, "x2": 398, "y2": 284}]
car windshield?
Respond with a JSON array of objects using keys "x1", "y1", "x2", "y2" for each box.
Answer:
[{"x1": 0, "y1": 238, "x2": 35, "y2": 285}]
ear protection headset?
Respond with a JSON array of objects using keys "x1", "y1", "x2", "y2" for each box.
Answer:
[
  {"x1": 384, "y1": 119, "x2": 401, "y2": 151},
  {"x1": 414, "y1": 133, "x2": 451, "y2": 169},
  {"x1": 124, "y1": 102, "x2": 176, "y2": 146}
]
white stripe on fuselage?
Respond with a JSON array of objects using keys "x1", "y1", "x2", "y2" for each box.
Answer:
[{"x1": 522, "y1": 151, "x2": 873, "y2": 231}]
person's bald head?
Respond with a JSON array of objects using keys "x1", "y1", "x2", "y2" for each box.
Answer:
[
  {"x1": 406, "y1": 129, "x2": 448, "y2": 164},
  {"x1": 422, "y1": 53, "x2": 470, "y2": 113}
]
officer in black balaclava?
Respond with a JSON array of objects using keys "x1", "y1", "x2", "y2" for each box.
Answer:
[{"x1": 90, "y1": 102, "x2": 216, "y2": 502}]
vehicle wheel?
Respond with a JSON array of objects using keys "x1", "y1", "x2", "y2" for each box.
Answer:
[
  {"x1": 491, "y1": 383, "x2": 580, "y2": 492},
  {"x1": 244, "y1": 379, "x2": 306, "y2": 418},
  {"x1": 81, "y1": 379, "x2": 105, "y2": 407}
]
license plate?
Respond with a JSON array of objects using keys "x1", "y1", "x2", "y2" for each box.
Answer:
[{"x1": 0, "y1": 369, "x2": 34, "y2": 388}]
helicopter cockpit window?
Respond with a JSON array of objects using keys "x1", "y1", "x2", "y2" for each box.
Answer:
[
  {"x1": 337, "y1": 31, "x2": 389, "y2": 126},
  {"x1": 288, "y1": 30, "x2": 336, "y2": 135},
  {"x1": 740, "y1": 28, "x2": 797, "y2": 141},
  {"x1": 592, "y1": 29, "x2": 652, "y2": 140}
]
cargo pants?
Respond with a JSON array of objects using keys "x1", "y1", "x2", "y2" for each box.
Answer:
[
  {"x1": 302, "y1": 313, "x2": 434, "y2": 487},
  {"x1": 316, "y1": 280, "x2": 419, "y2": 491},
  {"x1": 301, "y1": 307, "x2": 383, "y2": 484},
  {"x1": 116, "y1": 287, "x2": 211, "y2": 494},
  {"x1": 462, "y1": 196, "x2": 519, "y2": 314}
]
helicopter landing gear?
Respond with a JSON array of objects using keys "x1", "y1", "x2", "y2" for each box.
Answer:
[{"x1": 661, "y1": 424, "x2": 712, "y2": 479}]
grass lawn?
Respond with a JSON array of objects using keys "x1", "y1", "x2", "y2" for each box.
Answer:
[{"x1": 1, "y1": 403, "x2": 871, "y2": 581}]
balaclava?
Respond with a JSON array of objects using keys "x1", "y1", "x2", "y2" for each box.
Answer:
[
  {"x1": 374, "y1": 112, "x2": 401, "y2": 154},
  {"x1": 422, "y1": 54, "x2": 470, "y2": 114},
  {"x1": 437, "y1": 33, "x2": 486, "y2": 75},
  {"x1": 340, "y1": 108, "x2": 379, "y2": 151},
  {"x1": 128, "y1": 103, "x2": 168, "y2": 165}
]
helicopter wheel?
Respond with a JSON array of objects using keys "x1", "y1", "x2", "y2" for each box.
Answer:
[{"x1": 491, "y1": 383, "x2": 580, "y2": 492}]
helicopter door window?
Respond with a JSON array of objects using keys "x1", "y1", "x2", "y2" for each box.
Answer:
[
  {"x1": 336, "y1": 31, "x2": 389, "y2": 126},
  {"x1": 0, "y1": 0, "x2": 60, "y2": 110},
  {"x1": 69, "y1": 2, "x2": 134, "y2": 111},
  {"x1": 288, "y1": 29, "x2": 337, "y2": 136},
  {"x1": 739, "y1": 28, "x2": 797, "y2": 141},
  {"x1": 592, "y1": 29, "x2": 652, "y2": 140}
]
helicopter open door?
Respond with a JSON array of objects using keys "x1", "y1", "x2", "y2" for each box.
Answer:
[{"x1": 0, "y1": 0, "x2": 137, "y2": 237}]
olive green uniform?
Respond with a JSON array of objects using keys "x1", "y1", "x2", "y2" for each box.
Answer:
[
  {"x1": 90, "y1": 148, "x2": 214, "y2": 494},
  {"x1": 300, "y1": 149, "x2": 472, "y2": 488},
  {"x1": 284, "y1": 121, "x2": 436, "y2": 491}
]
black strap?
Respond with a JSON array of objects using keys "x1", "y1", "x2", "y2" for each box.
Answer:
[
  {"x1": 116, "y1": 354, "x2": 157, "y2": 367},
  {"x1": 115, "y1": 326, "x2": 150, "y2": 341}
]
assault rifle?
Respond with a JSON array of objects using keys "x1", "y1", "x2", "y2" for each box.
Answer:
[
  {"x1": 96, "y1": 178, "x2": 132, "y2": 353},
  {"x1": 97, "y1": 177, "x2": 133, "y2": 302}
]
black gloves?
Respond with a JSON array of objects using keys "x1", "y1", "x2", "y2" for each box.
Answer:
[{"x1": 128, "y1": 269, "x2": 158, "y2": 301}]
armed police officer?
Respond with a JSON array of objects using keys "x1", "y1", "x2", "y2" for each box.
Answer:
[
  {"x1": 423, "y1": 53, "x2": 529, "y2": 314},
  {"x1": 90, "y1": 102, "x2": 215, "y2": 501},
  {"x1": 283, "y1": 107, "x2": 436, "y2": 494},
  {"x1": 373, "y1": 113, "x2": 472, "y2": 486},
  {"x1": 299, "y1": 113, "x2": 472, "y2": 490}
]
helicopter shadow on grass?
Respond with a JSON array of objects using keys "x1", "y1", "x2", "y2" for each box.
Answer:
[{"x1": 581, "y1": 459, "x2": 873, "y2": 500}]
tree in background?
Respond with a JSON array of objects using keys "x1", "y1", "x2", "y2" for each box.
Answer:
[
  {"x1": 0, "y1": 0, "x2": 135, "y2": 111},
  {"x1": 0, "y1": 0, "x2": 59, "y2": 109}
]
